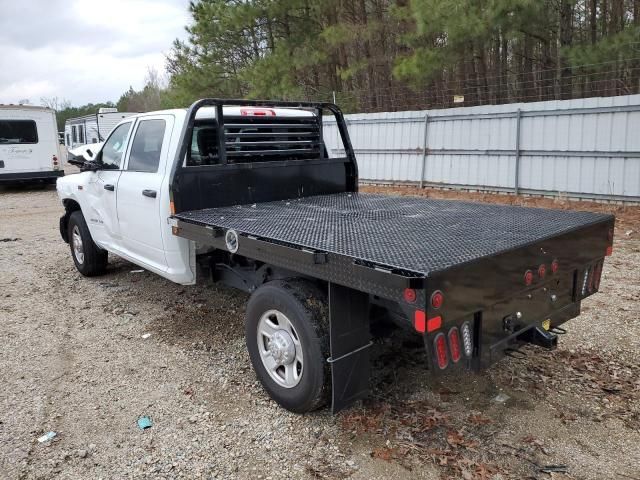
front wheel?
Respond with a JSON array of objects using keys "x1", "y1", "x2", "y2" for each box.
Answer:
[
  {"x1": 245, "y1": 279, "x2": 330, "y2": 413},
  {"x1": 68, "y1": 210, "x2": 108, "y2": 276}
]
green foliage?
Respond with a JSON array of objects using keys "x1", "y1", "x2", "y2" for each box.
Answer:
[{"x1": 85, "y1": 0, "x2": 640, "y2": 112}]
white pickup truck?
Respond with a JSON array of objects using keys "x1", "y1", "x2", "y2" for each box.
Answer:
[{"x1": 56, "y1": 99, "x2": 614, "y2": 414}]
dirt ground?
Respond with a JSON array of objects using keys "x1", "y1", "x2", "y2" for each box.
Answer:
[{"x1": 0, "y1": 179, "x2": 638, "y2": 480}]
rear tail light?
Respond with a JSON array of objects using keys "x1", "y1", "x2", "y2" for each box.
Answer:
[
  {"x1": 551, "y1": 259, "x2": 559, "y2": 274},
  {"x1": 430, "y1": 290, "x2": 444, "y2": 309},
  {"x1": 606, "y1": 245, "x2": 613, "y2": 256},
  {"x1": 461, "y1": 321, "x2": 473, "y2": 357},
  {"x1": 52, "y1": 155, "x2": 59, "y2": 170},
  {"x1": 538, "y1": 264, "x2": 546, "y2": 279},
  {"x1": 448, "y1": 327, "x2": 461, "y2": 363},
  {"x1": 434, "y1": 333, "x2": 449, "y2": 369},
  {"x1": 524, "y1": 270, "x2": 533, "y2": 286}
]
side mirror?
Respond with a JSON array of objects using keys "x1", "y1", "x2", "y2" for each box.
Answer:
[
  {"x1": 81, "y1": 151, "x2": 103, "y2": 172},
  {"x1": 80, "y1": 159, "x2": 101, "y2": 172}
]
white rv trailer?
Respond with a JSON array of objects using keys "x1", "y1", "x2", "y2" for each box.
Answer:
[
  {"x1": 64, "y1": 108, "x2": 136, "y2": 150},
  {"x1": 0, "y1": 105, "x2": 63, "y2": 184}
]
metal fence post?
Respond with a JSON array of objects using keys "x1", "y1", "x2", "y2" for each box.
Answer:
[
  {"x1": 514, "y1": 108, "x2": 522, "y2": 195},
  {"x1": 420, "y1": 114, "x2": 429, "y2": 189}
]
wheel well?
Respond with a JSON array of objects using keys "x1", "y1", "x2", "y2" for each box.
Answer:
[
  {"x1": 63, "y1": 199, "x2": 81, "y2": 213},
  {"x1": 60, "y1": 199, "x2": 81, "y2": 243}
]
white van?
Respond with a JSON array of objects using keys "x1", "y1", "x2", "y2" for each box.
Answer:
[{"x1": 0, "y1": 105, "x2": 63, "y2": 184}]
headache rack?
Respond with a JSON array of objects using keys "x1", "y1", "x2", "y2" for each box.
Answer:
[
  {"x1": 224, "y1": 115, "x2": 323, "y2": 162},
  {"x1": 169, "y1": 98, "x2": 358, "y2": 213}
]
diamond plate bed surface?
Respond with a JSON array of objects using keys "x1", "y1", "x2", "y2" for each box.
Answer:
[{"x1": 175, "y1": 193, "x2": 611, "y2": 275}]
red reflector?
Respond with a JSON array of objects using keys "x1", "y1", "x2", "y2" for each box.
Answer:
[
  {"x1": 434, "y1": 333, "x2": 448, "y2": 369},
  {"x1": 430, "y1": 290, "x2": 444, "y2": 309},
  {"x1": 427, "y1": 315, "x2": 442, "y2": 333},
  {"x1": 448, "y1": 327, "x2": 461, "y2": 363},
  {"x1": 538, "y1": 264, "x2": 546, "y2": 279},
  {"x1": 606, "y1": 245, "x2": 613, "y2": 256},
  {"x1": 414, "y1": 311, "x2": 442, "y2": 333},
  {"x1": 414, "y1": 310, "x2": 426, "y2": 333},
  {"x1": 551, "y1": 259, "x2": 559, "y2": 274},
  {"x1": 240, "y1": 108, "x2": 275, "y2": 116},
  {"x1": 403, "y1": 288, "x2": 416, "y2": 303},
  {"x1": 524, "y1": 270, "x2": 533, "y2": 286}
]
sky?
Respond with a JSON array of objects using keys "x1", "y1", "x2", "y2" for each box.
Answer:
[{"x1": 0, "y1": 0, "x2": 190, "y2": 106}]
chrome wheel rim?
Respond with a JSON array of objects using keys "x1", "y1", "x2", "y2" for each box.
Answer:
[
  {"x1": 72, "y1": 225, "x2": 84, "y2": 264},
  {"x1": 257, "y1": 309, "x2": 303, "y2": 388}
]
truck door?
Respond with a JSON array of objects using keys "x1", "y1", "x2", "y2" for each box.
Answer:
[
  {"x1": 116, "y1": 115, "x2": 173, "y2": 271},
  {"x1": 84, "y1": 121, "x2": 132, "y2": 249}
]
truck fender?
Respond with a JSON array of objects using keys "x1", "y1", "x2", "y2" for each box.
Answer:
[{"x1": 60, "y1": 198, "x2": 82, "y2": 243}]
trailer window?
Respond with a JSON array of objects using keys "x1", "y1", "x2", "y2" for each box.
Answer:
[
  {"x1": 0, "y1": 120, "x2": 38, "y2": 144},
  {"x1": 127, "y1": 119, "x2": 166, "y2": 173},
  {"x1": 78, "y1": 125, "x2": 85, "y2": 144},
  {"x1": 101, "y1": 122, "x2": 132, "y2": 169},
  {"x1": 72, "y1": 126, "x2": 77, "y2": 143}
]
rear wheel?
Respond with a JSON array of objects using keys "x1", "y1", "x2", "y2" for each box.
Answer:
[
  {"x1": 68, "y1": 211, "x2": 108, "y2": 276},
  {"x1": 245, "y1": 279, "x2": 329, "y2": 413}
]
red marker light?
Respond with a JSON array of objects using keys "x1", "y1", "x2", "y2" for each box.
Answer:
[
  {"x1": 551, "y1": 259, "x2": 559, "y2": 274},
  {"x1": 431, "y1": 290, "x2": 444, "y2": 309},
  {"x1": 403, "y1": 288, "x2": 417, "y2": 303},
  {"x1": 524, "y1": 270, "x2": 533, "y2": 286},
  {"x1": 606, "y1": 245, "x2": 613, "y2": 256}
]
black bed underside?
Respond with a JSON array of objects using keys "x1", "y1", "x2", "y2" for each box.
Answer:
[{"x1": 174, "y1": 193, "x2": 611, "y2": 275}]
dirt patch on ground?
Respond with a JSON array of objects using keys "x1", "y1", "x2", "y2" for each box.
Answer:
[{"x1": 0, "y1": 181, "x2": 638, "y2": 479}]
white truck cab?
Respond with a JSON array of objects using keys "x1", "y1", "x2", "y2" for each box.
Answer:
[
  {"x1": 57, "y1": 108, "x2": 195, "y2": 284},
  {"x1": 56, "y1": 106, "x2": 312, "y2": 284}
]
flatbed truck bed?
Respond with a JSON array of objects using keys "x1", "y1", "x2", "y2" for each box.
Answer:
[{"x1": 174, "y1": 192, "x2": 611, "y2": 276}]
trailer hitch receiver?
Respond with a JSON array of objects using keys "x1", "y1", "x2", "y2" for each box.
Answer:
[{"x1": 519, "y1": 326, "x2": 558, "y2": 350}]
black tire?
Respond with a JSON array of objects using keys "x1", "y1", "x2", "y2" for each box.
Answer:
[
  {"x1": 245, "y1": 279, "x2": 330, "y2": 413},
  {"x1": 67, "y1": 210, "x2": 108, "y2": 276}
]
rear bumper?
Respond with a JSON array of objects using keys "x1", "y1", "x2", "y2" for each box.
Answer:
[{"x1": 0, "y1": 170, "x2": 64, "y2": 184}]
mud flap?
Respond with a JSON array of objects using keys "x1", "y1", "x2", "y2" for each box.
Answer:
[{"x1": 328, "y1": 283, "x2": 371, "y2": 414}]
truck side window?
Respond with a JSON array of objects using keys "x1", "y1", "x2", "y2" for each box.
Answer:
[
  {"x1": 187, "y1": 124, "x2": 218, "y2": 166},
  {"x1": 127, "y1": 119, "x2": 166, "y2": 173},
  {"x1": 101, "y1": 122, "x2": 132, "y2": 169}
]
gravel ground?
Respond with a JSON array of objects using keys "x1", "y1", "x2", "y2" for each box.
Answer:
[{"x1": 0, "y1": 180, "x2": 638, "y2": 479}]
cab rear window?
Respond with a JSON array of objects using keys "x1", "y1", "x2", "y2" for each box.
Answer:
[{"x1": 0, "y1": 120, "x2": 38, "y2": 144}]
